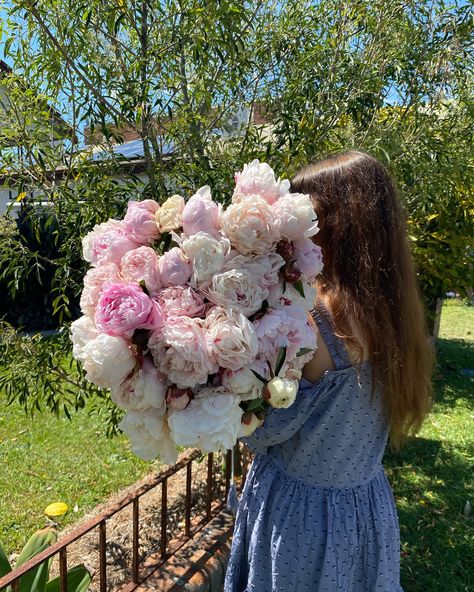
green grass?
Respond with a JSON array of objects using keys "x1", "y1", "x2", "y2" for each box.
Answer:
[
  {"x1": 0, "y1": 396, "x2": 156, "y2": 553},
  {"x1": 0, "y1": 300, "x2": 472, "y2": 592},
  {"x1": 384, "y1": 299, "x2": 474, "y2": 592}
]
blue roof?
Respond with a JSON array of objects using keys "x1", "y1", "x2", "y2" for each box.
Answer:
[{"x1": 91, "y1": 138, "x2": 174, "y2": 161}]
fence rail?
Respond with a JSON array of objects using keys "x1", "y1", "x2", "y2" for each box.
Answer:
[{"x1": 0, "y1": 446, "x2": 249, "y2": 592}]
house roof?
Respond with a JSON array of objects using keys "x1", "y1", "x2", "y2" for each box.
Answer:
[
  {"x1": 0, "y1": 59, "x2": 76, "y2": 142},
  {"x1": 0, "y1": 137, "x2": 175, "y2": 184},
  {"x1": 90, "y1": 138, "x2": 175, "y2": 161}
]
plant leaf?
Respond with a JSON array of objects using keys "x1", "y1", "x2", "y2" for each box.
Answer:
[
  {"x1": 243, "y1": 397, "x2": 265, "y2": 412},
  {"x1": 45, "y1": 564, "x2": 93, "y2": 592},
  {"x1": 296, "y1": 347, "x2": 314, "y2": 357},
  {"x1": 16, "y1": 529, "x2": 57, "y2": 567},
  {"x1": 250, "y1": 369, "x2": 267, "y2": 383},
  {"x1": 0, "y1": 543, "x2": 11, "y2": 578},
  {"x1": 293, "y1": 280, "x2": 305, "y2": 298},
  {"x1": 275, "y1": 346, "x2": 287, "y2": 377}
]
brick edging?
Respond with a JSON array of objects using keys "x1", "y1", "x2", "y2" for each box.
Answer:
[{"x1": 134, "y1": 510, "x2": 235, "y2": 591}]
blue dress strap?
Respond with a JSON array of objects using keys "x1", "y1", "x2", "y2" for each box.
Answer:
[{"x1": 311, "y1": 299, "x2": 351, "y2": 370}]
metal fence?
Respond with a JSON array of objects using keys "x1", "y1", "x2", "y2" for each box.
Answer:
[{"x1": 0, "y1": 446, "x2": 250, "y2": 592}]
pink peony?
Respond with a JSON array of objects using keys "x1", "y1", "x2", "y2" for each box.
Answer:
[
  {"x1": 220, "y1": 195, "x2": 279, "y2": 256},
  {"x1": 148, "y1": 317, "x2": 218, "y2": 388},
  {"x1": 158, "y1": 247, "x2": 192, "y2": 286},
  {"x1": 182, "y1": 186, "x2": 220, "y2": 236},
  {"x1": 80, "y1": 262, "x2": 122, "y2": 317},
  {"x1": 233, "y1": 159, "x2": 290, "y2": 204},
  {"x1": 272, "y1": 193, "x2": 319, "y2": 240},
  {"x1": 95, "y1": 282, "x2": 164, "y2": 338},
  {"x1": 253, "y1": 305, "x2": 316, "y2": 366},
  {"x1": 120, "y1": 246, "x2": 161, "y2": 293},
  {"x1": 82, "y1": 220, "x2": 140, "y2": 267},
  {"x1": 155, "y1": 285, "x2": 207, "y2": 318},
  {"x1": 293, "y1": 238, "x2": 323, "y2": 282},
  {"x1": 123, "y1": 200, "x2": 160, "y2": 244}
]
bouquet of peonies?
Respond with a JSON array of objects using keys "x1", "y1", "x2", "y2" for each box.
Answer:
[{"x1": 70, "y1": 160, "x2": 323, "y2": 464}]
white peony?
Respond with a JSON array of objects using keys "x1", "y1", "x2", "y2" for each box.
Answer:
[
  {"x1": 110, "y1": 358, "x2": 166, "y2": 413},
  {"x1": 272, "y1": 192, "x2": 319, "y2": 239},
  {"x1": 267, "y1": 281, "x2": 317, "y2": 312},
  {"x1": 221, "y1": 367, "x2": 264, "y2": 401},
  {"x1": 233, "y1": 159, "x2": 290, "y2": 205},
  {"x1": 239, "y1": 412, "x2": 262, "y2": 437},
  {"x1": 181, "y1": 232, "x2": 231, "y2": 287},
  {"x1": 205, "y1": 306, "x2": 258, "y2": 371},
  {"x1": 223, "y1": 252, "x2": 285, "y2": 288},
  {"x1": 204, "y1": 269, "x2": 267, "y2": 316},
  {"x1": 285, "y1": 283, "x2": 317, "y2": 311},
  {"x1": 220, "y1": 195, "x2": 279, "y2": 256},
  {"x1": 264, "y1": 377, "x2": 298, "y2": 409},
  {"x1": 168, "y1": 388, "x2": 243, "y2": 452},
  {"x1": 70, "y1": 315, "x2": 98, "y2": 361},
  {"x1": 119, "y1": 410, "x2": 179, "y2": 464},
  {"x1": 148, "y1": 318, "x2": 218, "y2": 388},
  {"x1": 155, "y1": 194, "x2": 185, "y2": 233},
  {"x1": 81, "y1": 334, "x2": 135, "y2": 389}
]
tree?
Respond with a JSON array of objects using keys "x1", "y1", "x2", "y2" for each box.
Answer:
[{"x1": 0, "y1": 0, "x2": 472, "y2": 427}]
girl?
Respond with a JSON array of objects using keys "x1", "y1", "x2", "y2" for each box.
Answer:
[{"x1": 224, "y1": 150, "x2": 434, "y2": 591}]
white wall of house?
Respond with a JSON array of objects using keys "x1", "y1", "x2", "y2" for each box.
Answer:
[{"x1": 0, "y1": 187, "x2": 16, "y2": 216}]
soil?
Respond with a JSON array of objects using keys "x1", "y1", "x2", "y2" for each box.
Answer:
[{"x1": 47, "y1": 452, "x2": 229, "y2": 591}]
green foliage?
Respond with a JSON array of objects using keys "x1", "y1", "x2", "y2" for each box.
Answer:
[{"x1": 0, "y1": 528, "x2": 92, "y2": 592}]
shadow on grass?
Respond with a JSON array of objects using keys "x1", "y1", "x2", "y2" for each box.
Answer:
[
  {"x1": 434, "y1": 337, "x2": 473, "y2": 408},
  {"x1": 385, "y1": 438, "x2": 473, "y2": 592}
]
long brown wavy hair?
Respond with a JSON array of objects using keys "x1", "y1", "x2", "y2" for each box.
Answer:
[{"x1": 291, "y1": 150, "x2": 433, "y2": 448}]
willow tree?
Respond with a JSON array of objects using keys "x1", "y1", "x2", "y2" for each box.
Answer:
[{"x1": 0, "y1": 0, "x2": 472, "y2": 425}]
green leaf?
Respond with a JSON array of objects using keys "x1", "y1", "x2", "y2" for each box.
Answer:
[
  {"x1": 250, "y1": 369, "x2": 266, "y2": 384},
  {"x1": 139, "y1": 280, "x2": 150, "y2": 296},
  {"x1": 293, "y1": 280, "x2": 305, "y2": 298},
  {"x1": 16, "y1": 529, "x2": 57, "y2": 568},
  {"x1": 45, "y1": 564, "x2": 93, "y2": 592},
  {"x1": 243, "y1": 397, "x2": 265, "y2": 412},
  {"x1": 19, "y1": 556, "x2": 52, "y2": 592},
  {"x1": 275, "y1": 346, "x2": 287, "y2": 377},
  {"x1": 0, "y1": 543, "x2": 11, "y2": 578},
  {"x1": 296, "y1": 347, "x2": 314, "y2": 357}
]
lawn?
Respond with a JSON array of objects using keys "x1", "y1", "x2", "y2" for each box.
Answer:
[
  {"x1": 0, "y1": 300, "x2": 472, "y2": 592},
  {"x1": 0, "y1": 394, "x2": 155, "y2": 553},
  {"x1": 384, "y1": 299, "x2": 473, "y2": 592}
]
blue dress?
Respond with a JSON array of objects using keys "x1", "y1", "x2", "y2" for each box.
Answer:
[{"x1": 224, "y1": 302, "x2": 403, "y2": 591}]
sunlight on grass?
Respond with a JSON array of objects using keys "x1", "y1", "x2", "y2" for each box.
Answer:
[
  {"x1": 384, "y1": 299, "x2": 473, "y2": 592},
  {"x1": 0, "y1": 396, "x2": 156, "y2": 552},
  {"x1": 0, "y1": 299, "x2": 472, "y2": 592}
]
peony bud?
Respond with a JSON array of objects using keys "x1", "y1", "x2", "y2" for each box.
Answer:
[
  {"x1": 239, "y1": 412, "x2": 261, "y2": 437},
  {"x1": 283, "y1": 265, "x2": 302, "y2": 283},
  {"x1": 166, "y1": 386, "x2": 193, "y2": 411},
  {"x1": 264, "y1": 377, "x2": 298, "y2": 409},
  {"x1": 276, "y1": 239, "x2": 294, "y2": 262}
]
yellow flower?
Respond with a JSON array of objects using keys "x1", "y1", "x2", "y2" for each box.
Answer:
[
  {"x1": 155, "y1": 194, "x2": 185, "y2": 233},
  {"x1": 44, "y1": 502, "x2": 69, "y2": 517}
]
